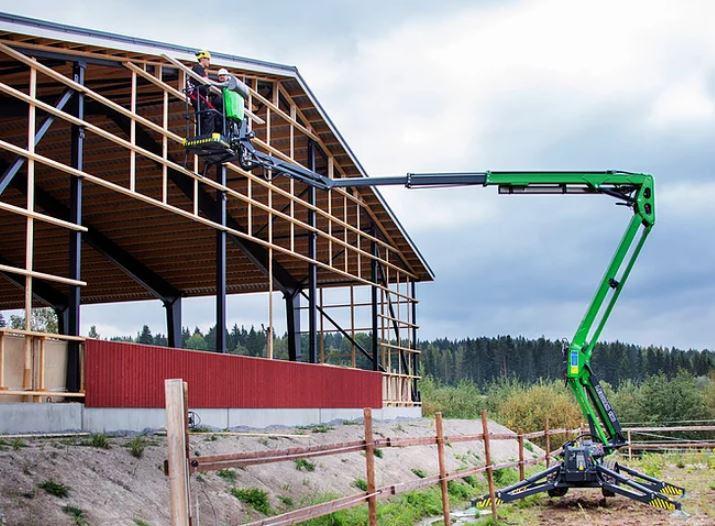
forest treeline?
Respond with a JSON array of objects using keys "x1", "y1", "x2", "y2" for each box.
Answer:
[
  {"x1": 96, "y1": 322, "x2": 713, "y2": 388},
  {"x1": 4, "y1": 309, "x2": 711, "y2": 388}
]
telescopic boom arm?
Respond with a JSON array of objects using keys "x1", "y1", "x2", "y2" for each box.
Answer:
[{"x1": 244, "y1": 138, "x2": 655, "y2": 452}]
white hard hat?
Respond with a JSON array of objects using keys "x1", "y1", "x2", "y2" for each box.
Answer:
[{"x1": 217, "y1": 68, "x2": 229, "y2": 76}]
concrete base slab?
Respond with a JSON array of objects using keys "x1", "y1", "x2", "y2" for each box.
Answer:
[
  {"x1": 0, "y1": 404, "x2": 422, "y2": 434},
  {"x1": 0, "y1": 403, "x2": 83, "y2": 434}
]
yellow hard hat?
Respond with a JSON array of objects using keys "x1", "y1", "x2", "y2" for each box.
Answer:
[{"x1": 195, "y1": 49, "x2": 211, "y2": 61}]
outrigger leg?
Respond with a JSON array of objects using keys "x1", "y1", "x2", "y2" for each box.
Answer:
[{"x1": 473, "y1": 439, "x2": 685, "y2": 513}]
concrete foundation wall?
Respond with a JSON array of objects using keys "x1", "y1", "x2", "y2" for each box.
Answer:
[{"x1": 0, "y1": 404, "x2": 422, "y2": 434}]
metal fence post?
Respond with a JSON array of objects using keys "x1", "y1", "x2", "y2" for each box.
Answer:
[
  {"x1": 165, "y1": 379, "x2": 191, "y2": 526},
  {"x1": 481, "y1": 410, "x2": 498, "y2": 522},
  {"x1": 363, "y1": 408, "x2": 377, "y2": 526},
  {"x1": 435, "y1": 412, "x2": 450, "y2": 526}
]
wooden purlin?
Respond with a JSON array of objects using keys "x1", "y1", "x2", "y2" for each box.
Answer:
[
  {"x1": 0, "y1": 137, "x2": 413, "y2": 300},
  {"x1": 275, "y1": 81, "x2": 420, "y2": 279},
  {"x1": 0, "y1": 41, "x2": 415, "y2": 282},
  {"x1": 0, "y1": 81, "x2": 413, "y2": 286}
]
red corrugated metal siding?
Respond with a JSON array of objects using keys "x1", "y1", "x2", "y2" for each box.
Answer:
[{"x1": 84, "y1": 340, "x2": 382, "y2": 408}]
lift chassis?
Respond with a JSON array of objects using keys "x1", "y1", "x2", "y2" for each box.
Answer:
[{"x1": 184, "y1": 102, "x2": 686, "y2": 512}]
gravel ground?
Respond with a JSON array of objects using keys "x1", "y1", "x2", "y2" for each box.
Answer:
[{"x1": 0, "y1": 417, "x2": 537, "y2": 526}]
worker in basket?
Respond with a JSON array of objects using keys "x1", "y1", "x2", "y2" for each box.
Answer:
[
  {"x1": 212, "y1": 67, "x2": 251, "y2": 138},
  {"x1": 186, "y1": 49, "x2": 220, "y2": 135}
]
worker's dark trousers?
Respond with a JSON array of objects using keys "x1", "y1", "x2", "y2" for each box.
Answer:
[{"x1": 192, "y1": 105, "x2": 217, "y2": 135}]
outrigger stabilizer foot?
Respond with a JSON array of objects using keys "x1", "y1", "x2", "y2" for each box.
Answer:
[{"x1": 473, "y1": 437, "x2": 685, "y2": 513}]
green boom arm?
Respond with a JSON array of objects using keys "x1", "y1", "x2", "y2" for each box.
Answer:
[
  {"x1": 332, "y1": 170, "x2": 654, "y2": 451},
  {"x1": 486, "y1": 171, "x2": 655, "y2": 451},
  {"x1": 234, "y1": 138, "x2": 655, "y2": 452}
]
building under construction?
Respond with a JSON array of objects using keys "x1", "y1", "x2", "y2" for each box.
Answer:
[{"x1": 0, "y1": 13, "x2": 433, "y2": 431}]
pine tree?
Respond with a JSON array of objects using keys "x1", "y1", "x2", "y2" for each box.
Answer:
[
  {"x1": 137, "y1": 325, "x2": 153, "y2": 344},
  {"x1": 88, "y1": 325, "x2": 100, "y2": 339},
  {"x1": 0, "y1": 312, "x2": 5, "y2": 328}
]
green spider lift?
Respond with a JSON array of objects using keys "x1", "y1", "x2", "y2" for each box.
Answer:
[{"x1": 185, "y1": 125, "x2": 686, "y2": 513}]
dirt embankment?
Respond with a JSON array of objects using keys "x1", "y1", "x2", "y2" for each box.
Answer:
[{"x1": 0, "y1": 418, "x2": 534, "y2": 526}]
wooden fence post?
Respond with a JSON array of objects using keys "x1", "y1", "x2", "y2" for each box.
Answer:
[
  {"x1": 544, "y1": 417, "x2": 551, "y2": 468},
  {"x1": 481, "y1": 410, "x2": 498, "y2": 522},
  {"x1": 517, "y1": 433, "x2": 525, "y2": 481},
  {"x1": 363, "y1": 408, "x2": 377, "y2": 526},
  {"x1": 627, "y1": 430, "x2": 632, "y2": 461},
  {"x1": 165, "y1": 379, "x2": 191, "y2": 526},
  {"x1": 435, "y1": 412, "x2": 450, "y2": 526}
]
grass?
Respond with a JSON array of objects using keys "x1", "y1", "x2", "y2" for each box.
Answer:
[
  {"x1": 278, "y1": 495, "x2": 294, "y2": 507},
  {"x1": 0, "y1": 438, "x2": 28, "y2": 450},
  {"x1": 217, "y1": 468, "x2": 237, "y2": 483},
  {"x1": 230, "y1": 487, "x2": 271, "y2": 515},
  {"x1": 38, "y1": 479, "x2": 70, "y2": 498},
  {"x1": 294, "y1": 458, "x2": 316, "y2": 472},
  {"x1": 299, "y1": 484, "x2": 480, "y2": 526},
  {"x1": 133, "y1": 520, "x2": 152, "y2": 526},
  {"x1": 63, "y1": 505, "x2": 88, "y2": 526},
  {"x1": 411, "y1": 468, "x2": 427, "y2": 479},
  {"x1": 637, "y1": 452, "x2": 665, "y2": 478},
  {"x1": 493, "y1": 467, "x2": 518, "y2": 486},
  {"x1": 82, "y1": 433, "x2": 110, "y2": 449},
  {"x1": 374, "y1": 448, "x2": 384, "y2": 459},
  {"x1": 127, "y1": 436, "x2": 146, "y2": 458},
  {"x1": 296, "y1": 424, "x2": 333, "y2": 434},
  {"x1": 353, "y1": 478, "x2": 368, "y2": 491}
]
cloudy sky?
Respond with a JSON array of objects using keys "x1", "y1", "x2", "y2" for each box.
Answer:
[{"x1": 2, "y1": 1, "x2": 713, "y2": 349}]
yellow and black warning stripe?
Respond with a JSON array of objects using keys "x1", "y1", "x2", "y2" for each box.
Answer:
[
  {"x1": 661, "y1": 484, "x2": 684, "y2": 496},
  {"x1": 183, "y1": 134, "x2": 227, "y2": 147},
  {"x1": 649, "y1": 497, "x2": 676, "y2": 511},
  {"x1": 475, "y1": 497, "x2": 503, "y2": 509}
]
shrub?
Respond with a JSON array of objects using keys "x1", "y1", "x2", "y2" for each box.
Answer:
[
  {"x1": 447, "y1": 481, "x2": 471, "y2": 499},
  {"x1": 83, "y1": 433, "x2": 110, "y2": 449},
  {"x1": 374, "y1": 448, "x2": 384, "y2": 459},
  {"x1": 278, "y1": 495, "x2": 294, "y2": 507},
  {"x1": 127, "y1": 436, "x2": 146, "y2": 458},
  {"x1": 637, "y1": 372, "x2": 710, "y2": 424},
  {"x1": 39, "y1": 480, "x2": 69, "y2": 498},
  {"x1": 11, "y1": 438, "x2": 27, "y2": 450},
  {"x1": 63, "y1": 505, "x2": 88, "y2": 526},
  {"x1": 421, "y1": 377, "x2": 485, "y2": 419},
  {"x1": 217, "y1": 469, "x2": 237, "y2": 483},
  {"x1": 297, "y1": 424, "x2": 333, "y2": 434},
  {"x1": 411, "y1": 468, "x2": 427, "y2": 479},
  {"x1": 230, "y1": 487, "x2": 271, "y2": 515},
  {"x1": 294, "y1": 458, "x2": 316, "y2": 472},
  {"x1": 491, "y1": 380, "x2": 582, "y2": 436}
]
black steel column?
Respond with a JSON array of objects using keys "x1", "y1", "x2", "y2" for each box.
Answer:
[
  {"x1": 307, "y1": 141, "x2": 318, "y2": 363},
  {"x1": 285, "y1": 291, "x2": 301, "y2": 361},
  {"x1": 166, "y1": 297, "x2": 182, "y2": 348},
  {"x1": 411, "y1": 281, "x2": 420, "y2": 402},
  {"x1": 370, "y1": 236, "x2": 379, "y2": 371},
  {"x1": 215, "y1": 163, "x2": 227, "y2": 353},
  {"x1": 66, "y1": 61, "x2": 85, "y2": 392}
]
